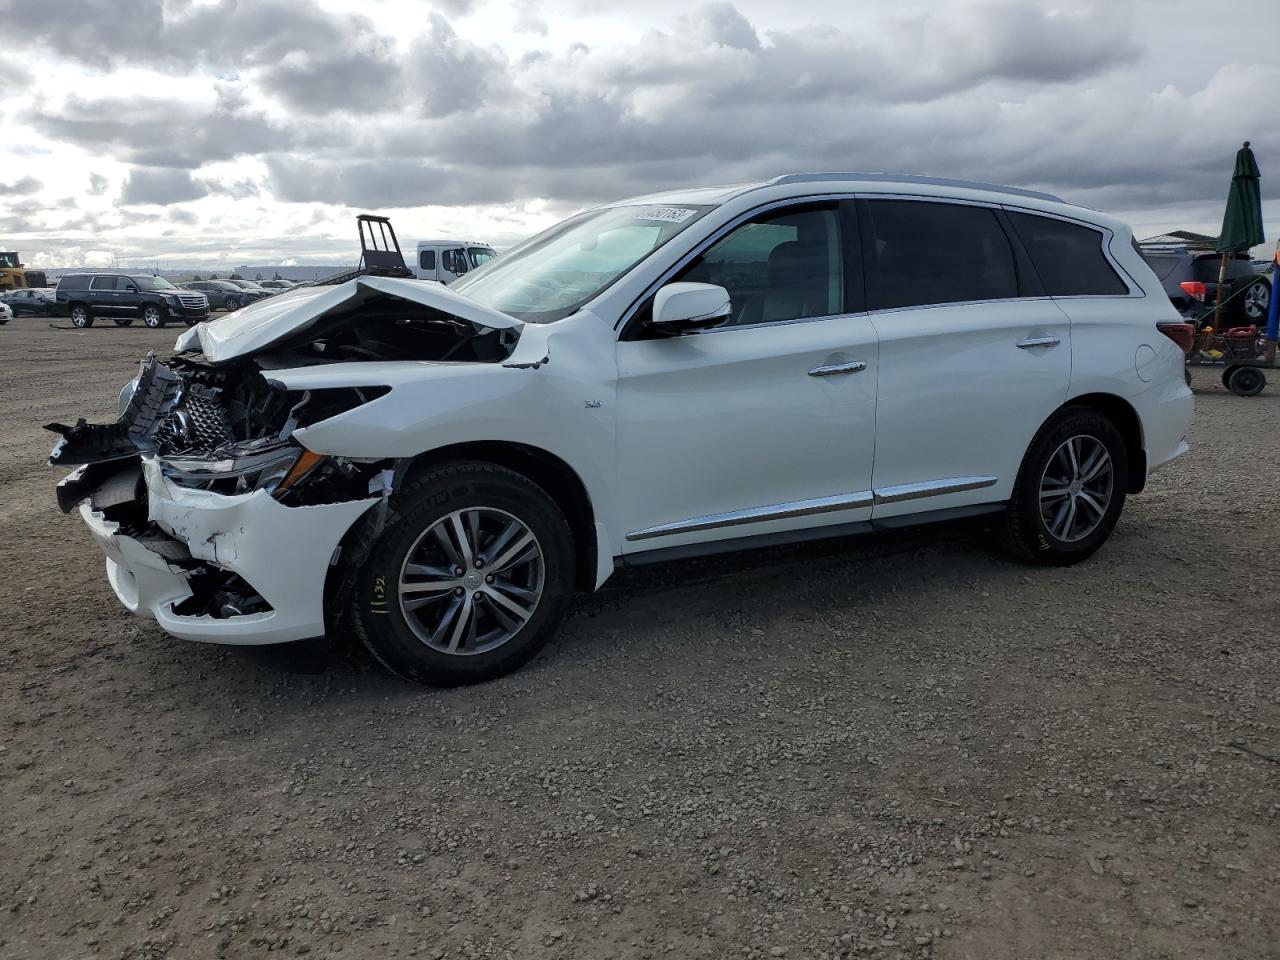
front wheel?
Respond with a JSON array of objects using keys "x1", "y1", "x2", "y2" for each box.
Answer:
[
  {"x1": 1000, "y1": 407, "x2": 1128, "y2": 565},
  {"x1": 142, "y1": 305, "x2": 166, "y2": 328},
  {"x1": 69, "y1": 304, "x2": 93, "y2": 328},
  {"x1": 223, "y1": 297, "x2": 240, "y2": 312},
  {"x1": 350, "y1": 463, "x2": 575, "y2": 686}
]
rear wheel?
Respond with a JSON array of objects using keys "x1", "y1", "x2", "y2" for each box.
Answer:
[
  {"x1": 1000, "y1": 407, "x2": 1128, "y2": 565},
  {"x1": 1237, "y1": 277, "x2": 1270, "y2": 324},
  {"x1": 351, "y1": 463, "x2": 575, "y2": 686},
  {"x1": 69, "y1": 304, "x2": 93, "y2": 328},
  {"x1": 142, "y1": 305, "x2": 166, "y2": 328}
]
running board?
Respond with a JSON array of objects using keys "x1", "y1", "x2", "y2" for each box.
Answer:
[{"x1": 616, "y1": 503, "x2": 1007, "y2": 568}]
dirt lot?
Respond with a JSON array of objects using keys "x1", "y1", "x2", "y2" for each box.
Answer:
[{"x1": 2, "y1": 318, "x2": 1278, "y2": 960}]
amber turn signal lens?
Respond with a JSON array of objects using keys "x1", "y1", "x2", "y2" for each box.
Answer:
[{"x1": 275, "y1": 450, "x2": 326, "y2": 495}]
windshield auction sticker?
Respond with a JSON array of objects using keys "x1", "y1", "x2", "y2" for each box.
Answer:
[{"x1": 632, "y1": 206, "x2": 698, "y2": 224}]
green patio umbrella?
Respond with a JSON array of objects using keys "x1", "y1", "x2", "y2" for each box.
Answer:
[{"x1": 1213, "y1": 141, "x2": 1264, "y2": 325}]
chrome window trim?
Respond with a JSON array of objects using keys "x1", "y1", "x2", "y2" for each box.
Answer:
[
  {"x1": 866, "y1": 295, "x2": 1055, "y2": 318},
  {"x1": 625, "y1": 476, "x2": 1000, "y2": 541},
  {"x1": 625, "y1": 489, "x2": 875, "y2": 541},
  {"x1": 681, "y1": 309, "x2": 871, "y2": 337}
]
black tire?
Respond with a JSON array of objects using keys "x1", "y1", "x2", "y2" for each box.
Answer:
[
  {"x1": 142, "y1": 305, "x2": 166, "y2": 328},
  {"x1": 183, "y1": 316, "x2": 202, "y2": 327},
  {"x1": 350, "y1": 462, "x2": 575, "y2": 686},
  {"x1": 113, "y1": 316, "x2": 134, "y2": 327},
  {"x1": 1222, "y1": 365, "x2": 1237, "y2": 389},
  {"x1": 224, "y1": 297, "x2": 241, "y2": 312},
  {"x1": 69, "y1": 304, "x2": 93, "y2": 328},
  {"x1": 1184, "y1": 366, "x2": 1192, "y2": 388},
  {"x1": 1000, "y1": 406, "x2": 1128, "y2": 566},
  {"x1": 1227, "y1": 365, "x2": 1265, "y2": 397}
]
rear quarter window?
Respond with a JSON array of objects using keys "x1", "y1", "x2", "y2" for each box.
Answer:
[
  {"x1": 58, "y1": 275, "x2": 90, "y2": 291},
  {"x1": 1008, "y1": 212, "x2": 1129, "y2": 296}
]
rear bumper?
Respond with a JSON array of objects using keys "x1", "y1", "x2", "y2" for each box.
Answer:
[{"x1": 66, "y1": 458, "x2": 378, "y2": 645}]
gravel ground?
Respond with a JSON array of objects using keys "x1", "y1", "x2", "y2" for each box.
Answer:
[{"x1": 2, "y1": 319, "x2": 1278, "y2": 960}]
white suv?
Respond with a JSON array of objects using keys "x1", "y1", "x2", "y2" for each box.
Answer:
[{"x1": 51, "y1": 174, "x2": 1193, "y2": 685}]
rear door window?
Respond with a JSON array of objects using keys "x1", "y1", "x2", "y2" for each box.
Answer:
[
  {"x1": 1007, "y1": 212, "x2": 1129, "y2": 296},
  {"x1": 863, "y1": 200, "x2": 1018, "y2": 310},
  {"x1": 419, "y1": 249, "x2": 436, "y2": 271}
]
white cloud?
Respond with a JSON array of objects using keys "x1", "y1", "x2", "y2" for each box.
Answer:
[{"x1": 3, "y1": 0, "x2": 1278, "y2": 265}]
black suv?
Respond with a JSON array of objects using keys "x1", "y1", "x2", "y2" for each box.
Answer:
[{"x1": 55, "y1": 274, "x2": 209, "y2": 328}]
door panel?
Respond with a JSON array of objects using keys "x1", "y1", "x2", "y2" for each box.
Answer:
[
  {"x1": 88, "y1": 277, "x2": 119, "y2": 312},
  {"x1": 615, "y1": 316, "x2": 879, "y2": 551},
  {"x1": 859, "y1": 197, "x2": 1071, "y2": 517},
  {"x1": 869, "y1": 299, "x2": 1070, "y2": 516}
]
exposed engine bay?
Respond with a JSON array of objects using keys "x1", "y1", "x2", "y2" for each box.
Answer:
[{"x1": 48, "y1": 280, "x2": 526, "y2": 623}]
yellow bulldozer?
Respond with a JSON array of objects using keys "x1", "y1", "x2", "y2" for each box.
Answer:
[{"x1": 0, "y1": 251, "x2": 48, "y2": 291}]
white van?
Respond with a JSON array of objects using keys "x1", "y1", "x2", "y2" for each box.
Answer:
[{"x1": 415, "y1": 240, "x2": 498, "y2": 283}]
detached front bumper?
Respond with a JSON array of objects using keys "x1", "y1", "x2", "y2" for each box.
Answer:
[{"x1": 65, "y1": 458, "x2": 378, "y2": 645}]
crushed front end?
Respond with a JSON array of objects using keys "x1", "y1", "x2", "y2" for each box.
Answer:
[
  {"x1": 50, "y1": 355, "x2": 386, "y2": 643},
  {"x1": 49, "y1": 275, "x2": 525, "y2": 645}
]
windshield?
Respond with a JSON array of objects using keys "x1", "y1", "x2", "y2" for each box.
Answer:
[
  {"x1": 468, "y1": 247, "x2": 497, "y2": 269},
  {"x1": 134, "y1": 276, "x2": 176, "y2": 291},
  {"x1": 451, "y1": 204, "x2": 713, "y2": 323}
]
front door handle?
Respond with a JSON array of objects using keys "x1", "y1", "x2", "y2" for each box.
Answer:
[
  {"x1": 1016, "y1": 336, "x2": 1061, "y2": 349},
  {"x1": 808, "y1": 360, "x2": 867, "y2": 377}
]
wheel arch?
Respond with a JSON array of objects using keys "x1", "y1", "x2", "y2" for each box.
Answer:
[
  {"x1": 1055, "y1": 392, "x2": 1146, "y2": 493},
  {"x1": 403, "y1": 440, "x2": 600, "y2": 592}
]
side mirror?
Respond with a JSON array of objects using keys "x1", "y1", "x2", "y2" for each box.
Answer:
[{"x1": 649, "y1": 282, "x2": 731, "y2": 333}]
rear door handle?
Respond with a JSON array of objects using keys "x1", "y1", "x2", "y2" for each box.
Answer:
[
  {"x1": 808, "y1": 360, "x2": 867, "y2": 377},
  {"x1": 1016, "y1": 336, "x2": 1061, "y2": 349}
]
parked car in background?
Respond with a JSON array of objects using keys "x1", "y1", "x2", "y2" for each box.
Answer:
[
  {"x1": 52, "y1": 173, "x2": 1192, "y2": 687},
  {"x1": 55, "y1": 273, "x2": 209, "y2": 327},
  {"x1": 222, "y1": 279, "x2": 275, "y2": 297},
  {"x1": 2, "y1": 287, "x2": 57, "y2": 316},
  {"x1": 258, "y1": 279, "x2": 298, "y2": 291},
  {"x1": 181, "y1": 279, "x2": 269, "y2": 311},
  {"x1": 0, "y1": 301, "x2": 11, "y2": 323},
  {"x1": 1138, "y1": 236, "x2": 1270, "y2": 326},
  {"x1": 416, "y1": 239, "x2": 498, "y2": 284}
]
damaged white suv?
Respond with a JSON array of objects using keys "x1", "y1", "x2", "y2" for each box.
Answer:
[{"x1": 51, "y1": 174, "x2": 1193, "y2": 685}]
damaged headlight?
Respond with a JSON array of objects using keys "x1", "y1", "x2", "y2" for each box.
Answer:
[{"x1": 159, "y1": 442, "x2": 325, "y2": 497}]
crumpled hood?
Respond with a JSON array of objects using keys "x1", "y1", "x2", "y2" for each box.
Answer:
[{"x1": 174, "y1": 275, "x2": 523, "y2": 363}]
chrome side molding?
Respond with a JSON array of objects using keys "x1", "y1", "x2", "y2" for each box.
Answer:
[
  {"x1": 625, "y1": 477, "x2": 1000, "y2": 541},
  {"x1": 872, "y1": 476, "x2": 998, "y2": 505},
  {"x1": 625, "y1": 489, "x2": 875, "y2": 541}
]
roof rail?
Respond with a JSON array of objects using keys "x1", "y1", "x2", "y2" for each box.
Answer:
[{"x1": 766, "y1": 173, "x2": 1063, "y2": 203}]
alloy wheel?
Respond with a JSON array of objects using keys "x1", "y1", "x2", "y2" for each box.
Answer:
[
  {"x1": 1038, "y1": 435, "x2": 1114, "y2": 543},
  {"x1": 143, "y1": 306, "x2": 162, "y2": 327},
  {"x1": 1243, "y1": 280, "x2": 1269, "y2": 321},
  {"x1": 397, "y1": 507, "x2": 545, "y2": 656}
]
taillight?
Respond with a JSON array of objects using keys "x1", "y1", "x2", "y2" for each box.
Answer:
[
  {"x1": 1157, "y1": 321, "x2": 1195, "y2": 353},
  {"x1": 1179, "y1": 281, "x2": 1208, "y2": 301}
]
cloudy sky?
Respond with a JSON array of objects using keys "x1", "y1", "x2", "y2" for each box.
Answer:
[{"x1": 2, "y1": 0, "x2": 1278, "y2": 269}]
